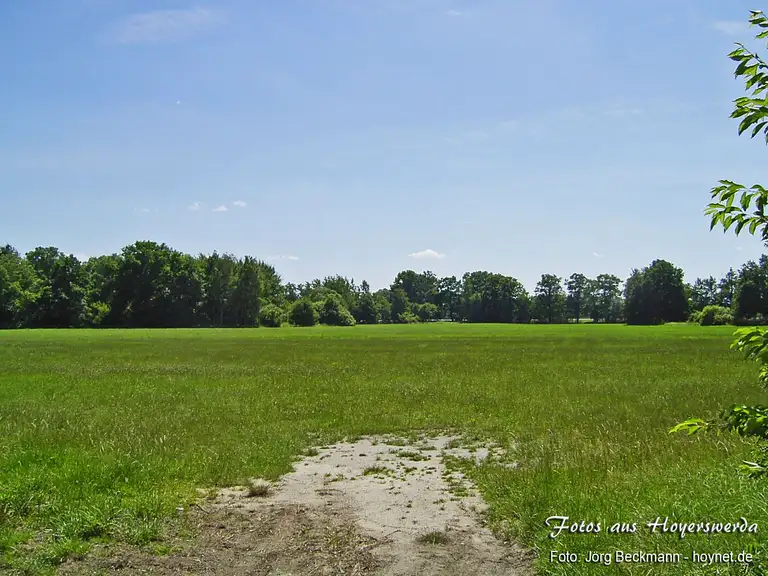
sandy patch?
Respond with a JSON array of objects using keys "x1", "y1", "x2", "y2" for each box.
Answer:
[{"x1": 59, "y1": 433, "x2": 533, "y2": 575}]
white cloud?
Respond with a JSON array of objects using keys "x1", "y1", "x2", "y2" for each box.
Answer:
[
  {"x1": 592, "y1": 252, "x2": 604, "y2": 258},
  {"x1": 188, "y1": 201, "x2": 202, "y2": 211},
  {"x1": 134, "y1": 207, "x2": 151, "y2": 213},
  {"x1": 113, "y1": 8, "x2": 223, "y2": 45},
  {"x1": 212, "y1": 205, "x2": 228, "y2": 212},
  {"x1": 712, "y1": 20, "x2": 750, "y2": 36},
  {"x1": 409, "y1": 248, "x2": 446, "y2": 259},
  {"x1": 498, "y1": 120, "x2": 518, "y2": 130},
  {"x1": 266, "y1": 255, "x2": 299, "y2": 261},
  {"x1": 73, "y1": 253, "x2": 90, "y2": 262},
  {"x1": 446, "y1": 9, "x2": 463, "y2": 17},
  {"x1": 233, "y1": 200, "x2": 247, "y2": 207}
]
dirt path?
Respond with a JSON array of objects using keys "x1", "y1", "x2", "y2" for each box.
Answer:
[{"x1": 60, "y1": 433, "x2": 534, "y2": 575}]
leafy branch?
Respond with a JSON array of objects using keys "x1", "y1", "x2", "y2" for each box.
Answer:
[{"x1": 671, "y1": 9, "x2": 768, "y2": 479}]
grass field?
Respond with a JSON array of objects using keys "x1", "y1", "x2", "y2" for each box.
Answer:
[{"x1": 1, "y1": 324, "x2": 767, "y2": 575}]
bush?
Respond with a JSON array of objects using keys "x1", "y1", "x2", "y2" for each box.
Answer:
[
  {"x1": 289, "y1": 299, "x2": 318, "y2": 327},
  {"x1": 398, "y1": 311, "x2": 421, "y2": 324},
  {"x1": 259, "y1": 304, "x2": 285, "y2": 327},
  {"x1": 699, "y1": 305, "x2": 733, "y2": 326},
  {"x1": 688, "y1": 310, "x2": 703, "y2": 324},
  {"x1": 413, "y1": 302, "x2": 440, "y2": 322},
  {"x1": 317, "y1": 293, "x2": 356, "y2": 326},
  {"x1": 84, "y1": 301, "x2": 110, "y2": 327}
]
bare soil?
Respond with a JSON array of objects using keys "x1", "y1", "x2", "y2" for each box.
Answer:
[{"x1": 59, "y1": 434, "x2": 534, "y2": 575}]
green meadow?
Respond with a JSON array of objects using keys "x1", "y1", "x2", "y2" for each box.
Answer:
[{"x1": 1, "y1": 324, "x2": 767, "y2": 574}]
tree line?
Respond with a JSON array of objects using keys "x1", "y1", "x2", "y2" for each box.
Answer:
[{"x1": 0, "y1": 240, "x2": 765, "y2": 328}]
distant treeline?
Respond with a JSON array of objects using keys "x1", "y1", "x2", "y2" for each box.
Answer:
[{"x1": 0, "y1": 241, "x2": 764, "y2": 328}]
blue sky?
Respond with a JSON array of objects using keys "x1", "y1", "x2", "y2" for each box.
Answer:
[{"x1": 1, "y1": 0, "x2": 767, "y2": 291}]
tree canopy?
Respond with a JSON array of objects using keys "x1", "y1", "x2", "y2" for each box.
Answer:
[{"x1": 0, "y1": 239, "x2": 764, "y2": 329}]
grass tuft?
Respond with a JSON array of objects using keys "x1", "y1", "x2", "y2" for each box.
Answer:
[
  {"x1": 417, "y1": 530, "x2": 450, "y2": 545},
  {"x1": 246, "y1": 480, "x2": 270, "y2": 498}
]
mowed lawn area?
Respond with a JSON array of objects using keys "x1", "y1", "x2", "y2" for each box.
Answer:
[{"x1": 1, "y1": 324, "x2": 767, "y2": 574}]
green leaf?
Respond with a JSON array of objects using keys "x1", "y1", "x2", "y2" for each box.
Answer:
[
  {"x1": 736, "y1": 58, "x2": 755, "y2": 76},
  {"x1": 738, "y1": 112, "x2": 763, "y2": 134},
  {"x1": 751, "y1": 121, "x2": 768, "y2": 138},
  {"x1": 669, "y1": 418, "x2": 709, "y2": 435}
]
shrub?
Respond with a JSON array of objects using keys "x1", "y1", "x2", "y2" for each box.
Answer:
[
  {"x1": 413, "y1": 302, "x2": 440, "y2": 322},
  {"x1": 688, "y1": 310, "x2": 703, "y2": 324},
  {"x1": 317, "y1": 293, "x2": 356, "y2": 326},
  {"x1": 259, "y1": 304, "x2": 285, "y2": 327},
  {"x1": 84, "y1": 302, "x2": 110, "y2": 327},
  {"x1": 289, "y1": 299, "x2": 318, "y2": 327},
  {"x1": 398, "y1": 311, "x2": 421, "y2": 324},
  {"x1": 699, "y1": 305, "x2": 733, "y2": 326}
]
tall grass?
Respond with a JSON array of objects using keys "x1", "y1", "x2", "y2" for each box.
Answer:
[{"x1": 0, "y1": 324, "x2": 766, "y2": 574}]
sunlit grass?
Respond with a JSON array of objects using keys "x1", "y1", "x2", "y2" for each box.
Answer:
[{"x1": 0, "y1": 324, "x2": 766, "y2": 574}]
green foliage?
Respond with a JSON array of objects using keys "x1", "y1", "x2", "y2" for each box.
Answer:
[
  {"x1": 389, "y1": 287, "x2": 410, "y2": 323},
  {"x1": 673, "y1": 10, "x2": 768, "y2": 480},
  {"x1": 355, "y1": 291, "x2": 379, "y2": 324},
  {"x1": 372, "y1": 291, "x2": 392, "y2": 324},
  {"x1": 0, "y1": 238, "x2": 760, "y2": 330},
  {"x1": 699, "y1": 304, "x2": 733, "y2": 326},
  {"x1": 258, "y1": 304, "x2": 285, "y2": 327},
  {"x1": 565, "y1": 273, "x2": 588, "y2": 323},
  {"x1": 625, "y1": 260, "x2": 688, "y2": 325},
  {"x1": 585, "y1": 273, "x2": 624, "y2": 323},
  {"x1": 413, "y1": 302, "x2": 439, "y2": 322},
  {"x1": 533, "y1": 274, "x2": 565, "y2": 323},
  {"x1": 230, "y1": 256, "x2": 261, "y2": 327},
  {"x1": 317, "y1": 293, "x2": 356, "y2": 326},
  {"x1": 289, "y1": 298, "x2": 318, "y2": 326},
  {"x1": 397, "y1": 311, "x2": 421, "y2": 324},
  {"x1": 460, "y1": 271, "x2": 530, "y2": 323}
]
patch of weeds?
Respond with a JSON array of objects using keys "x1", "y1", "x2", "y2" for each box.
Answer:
[
  {"x1": 303, "y1": 447, "x2": 319, "y2": 457},
  {"x1": 385, "y1": 437, "x2": 409, "y2": 447},
  {"x1": 362, "y1": 466, "x2": 393, "y2": 477},
  {"x1": 393, "y1": 449, "x2": 428, "y2": 461},
  {"x1": 417, "y1": 530, "x2": 450, "y2": 545},
  {"x1": 203, "y1": 488, "x2": 218, "y2": 500},
  {"x1": 148, "y1": 542, "x2": 180, "y2": 556},
  {"x1": 246, "y1": 480, "x2": 270, "y2": 498},
  {"x1": 18, "y1": 537, "x2": 90, "y2": 573},
  {"x1": 402, "y1": 466, "x2": 417, "y2": 475},
  {"x1": 442, "y1": 456, "x2": 473, "y2": 498}
]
